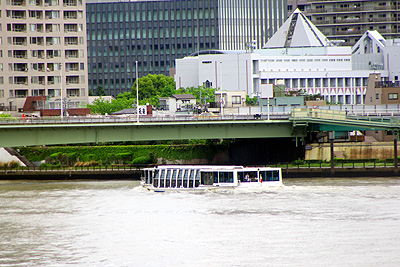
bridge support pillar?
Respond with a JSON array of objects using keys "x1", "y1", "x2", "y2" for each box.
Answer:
[
  {"x1": 394, "y1": 132, "x2": 398, "y2": 176},
  {"x1": 329, "y1": 131, "x2": 335, "y2": 176}
]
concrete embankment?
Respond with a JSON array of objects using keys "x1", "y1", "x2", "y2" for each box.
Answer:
[
  {"x1": 284, "y1": 167, "x2": 399, "y2": 178},
  {"x1": 0, "y1": 169, "x2": 143, "y2": 180}
]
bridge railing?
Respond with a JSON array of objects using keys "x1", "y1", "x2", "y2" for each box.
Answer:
[
  {"x1": 291, "y1": 108, "x2": 400, "y2": 127},
  {"x1": 0, "y1": 114, "x2": 290, "y2": 125}
]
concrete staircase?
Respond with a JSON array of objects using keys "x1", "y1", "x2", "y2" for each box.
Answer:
[{"x1": 3, "y1": 147, "x2": 35, "y2": 167}]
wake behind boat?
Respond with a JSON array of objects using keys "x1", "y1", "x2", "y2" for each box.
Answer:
[{"x1": 141, "y1": 165, "x2": 282, "y2": 192}]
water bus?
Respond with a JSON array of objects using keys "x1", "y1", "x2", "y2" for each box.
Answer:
[{"x1": 141, "y1": 165, "x2": 282, "y2": 192}]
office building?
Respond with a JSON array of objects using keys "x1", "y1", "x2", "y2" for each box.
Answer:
[
  {"x1": 0, "y1": 0, "x2": 89, "y2": 115},
  {"x1": 175, "y1": 9, "x2": 400, "y2": 106},
  {"x1": 85, "y1": 0, "x2": 287, "y2": 96},
  {"x1": 287, "y1": 0, "x2": 400, "y2": 46}
]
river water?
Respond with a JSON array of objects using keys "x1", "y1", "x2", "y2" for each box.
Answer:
[{"x1": 0, "y1": 177, "x2": 399, "y2": 267}]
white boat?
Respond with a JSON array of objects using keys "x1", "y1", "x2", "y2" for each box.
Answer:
[{"x1": 141, "y1": 165, "x2": 282, "y2": 192}]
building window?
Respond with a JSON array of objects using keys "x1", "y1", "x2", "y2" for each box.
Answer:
[
  {"x1": 232, "y1": 96, "x2": 241, "y2": 104},
  {"x1": 376, "y1": 93, "x2": 379, "y2": 99},
  {"x1": 388, "y1": 93, "x2": 398, "y2": 100},
  {"x1": 203, "y1": 80, "x2": 212, "y2": 88}
]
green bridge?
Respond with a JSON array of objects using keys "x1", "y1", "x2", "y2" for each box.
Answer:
[{"x1": 0, "y1": 109, "x2": 399, "y2": 147}]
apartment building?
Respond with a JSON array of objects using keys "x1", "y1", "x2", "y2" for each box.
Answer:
[
  {"x1": 0, "y1": 0, "x2": 89, "y2": 115},
  {"x1": 85, "y1": 0, "x2": 287, "y2": 96},
  {"x1": 288, "y1": 0, "x2": 400, "y2": 46}
]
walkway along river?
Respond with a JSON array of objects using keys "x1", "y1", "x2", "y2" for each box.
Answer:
[{"x1": 0, "y1": 163, "x2": 399, "y2": 179}]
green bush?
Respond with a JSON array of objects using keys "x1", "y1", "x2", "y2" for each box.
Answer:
[
  {"x1": 132, "y1": 155, "x2": 152, "y2": 165},
  {"x1": 115, "y1": 153, "x2": 132, "y2": 163}
]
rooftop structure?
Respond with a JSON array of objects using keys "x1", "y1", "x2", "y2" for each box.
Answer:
[
  {"x1": 287, "y1": 0, "x2": 400, "y2": 46},
  {"x1": 263, "y1": 9, "x2": 329, "y2": 48}
]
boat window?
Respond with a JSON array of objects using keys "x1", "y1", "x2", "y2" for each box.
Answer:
[
  {"x1": 194, "y1": 170, "x2": 200, "y2": 187},
  {"x1": 189, "y1": 169, "x2": 195, "y2": 179},
  {"x1": 238, "y1": 171, "x2": 257, "y2": 182},
  {"x1": 259, "y1": 170, "x2": 280, "y2": 181},
  {"x1": 160, "y1": 170, "x2": 165, "y2": 179},
  {"x1": 219, "y1": 171, "x2": 233, "y2": 183},
  {"x1": 213, "y1": 172, "x2": 218, "y2": 183},
  {"x1": 177, "y1": 170, "x2": 183, "y2": 179},
  {"x1": 153, "y1": 170, "x2": 159, "y2": 187},
  {"x1": 200, "y1": 171, "x2": 214, "y2": 185},
  {"x1": 183, "y1": 170, "x2": 189, "y2": 188},
  {"x1": 152, "y1": 176, "x2": 157, "y2": 187},
  {"x1": 166, "y1": 170, "x2": 171, "y2": 179},
  {"x1": 159, "y1": 178, "x2": 165, "y2": 188},
  {"x1": 172, "y1": 170, "x2": 177, "y2": 179}
]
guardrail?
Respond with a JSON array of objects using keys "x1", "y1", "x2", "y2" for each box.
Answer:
[
  {"x1": 0, "y1": 165, "x2": 143, "y2": 174},
  {"x1": 0, "y1": 114, "x2": 290, "y2": 125},
  {"x1": 291, "y1": 108, "x2": 400, "y2": 128},
  {"x1": 0, "y1": 162, "x2": 397, "y2": 174}
]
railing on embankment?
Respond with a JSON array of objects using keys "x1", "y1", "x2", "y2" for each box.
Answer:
[
  {"x1": 0, "y1": 163, "x2": 398, "y2": 179},
  {"x1": 0, "y1": 165, "x2": 143, "y2": 180}
]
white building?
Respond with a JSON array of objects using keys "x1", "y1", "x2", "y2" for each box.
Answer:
[
  {"x1": 175, "y1": 9, "x2": 400, "y2": 105},
  {"x1": 159, "y1": 94, "x2": 197, "y2": 113}
]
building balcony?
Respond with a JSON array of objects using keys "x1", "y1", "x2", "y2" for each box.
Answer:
[
  {"x1": 13, "y1": 41, "x2": 27, "y2": 46},
  {"x1": 13, "y1": 54, "x2": 28, "y2": 59},
  {"x1": 374, "y1": 5, "x2": 400, "y2": 11},
  {"x1": 63, "y1": 0, "x2": 77, "y2": 6},
  {"x1": 11, "y1": 0, "x2": 26, "y2": 6},
  {"x1": 15, "y1": 81, "x2": 29, "y2": 85},
  {"x1": 66, "y1": 81, "x2": 79, "y2": 85}
]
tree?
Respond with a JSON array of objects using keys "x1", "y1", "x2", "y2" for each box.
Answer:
[
  {"x1": 96, "y1": 85, "x2": 106, "y2": 96},
  {"x1": 87, "y1": 95, "x2": 134, "y2": 115},
  {"x1": 176, "y1": 85, "x2": 216, "y2": 104},
  {"x1": 132, "y1": 74, "x2": 176, "y2": 106},
  {"x1": 245, "y1": 95, "x2": 258, "y2": 106}
]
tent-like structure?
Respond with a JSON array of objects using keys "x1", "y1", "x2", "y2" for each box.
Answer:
[{"x1": 263, "y1": 9, "x2": 329, "y2": 48}]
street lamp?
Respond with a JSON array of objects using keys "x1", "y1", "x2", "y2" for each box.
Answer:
[
  {"x1": 9, "y1": 100, "x2": 13, "y2": 116},
  {"x1": 60, "y1": 63, "x2": 63, "y2": 119},
  {"x1": 136, "y1": 61, "x2": 139, "y2": 123},
  {"x1": 219, "y1": 61, "x2": 223, "y2": 115}
]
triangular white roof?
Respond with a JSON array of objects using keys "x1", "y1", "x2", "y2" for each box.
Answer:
[
  {"x1": 263, "y1": 9, "x2": 329, "y2": 48},
  {"x1": 352, "y1": 30, "x2": 386, "y2": 54}
]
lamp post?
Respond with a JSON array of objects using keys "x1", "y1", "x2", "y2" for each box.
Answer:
[
  {"x1": 9, "y1": 100, "x2": 13, "y2": 116},
  {"x1": 219, "y1": 61, "x2": 223, "y2": 115},
  {"x1": 136, "y1": 61, "x2": 139, "y2": 123},
  {"x1": 60, "y1": 63, "x2": 63, "y2": 119}
]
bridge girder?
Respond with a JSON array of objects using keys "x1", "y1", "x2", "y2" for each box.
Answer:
[{"x1": 0, "y1": 120, "x2": 295, "y2": 147}]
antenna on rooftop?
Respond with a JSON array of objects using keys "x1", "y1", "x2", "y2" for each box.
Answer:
[{"x1": 246, "y1": 40, "x2": 257, "y2": 53}]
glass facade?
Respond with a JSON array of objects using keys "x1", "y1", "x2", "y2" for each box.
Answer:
[
  {"x1": 86, "y1": 0, "x2": 286, "y2": 96},
  {"x1": 86, "y1": 0, "x2": 219, "y2": 96}
]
